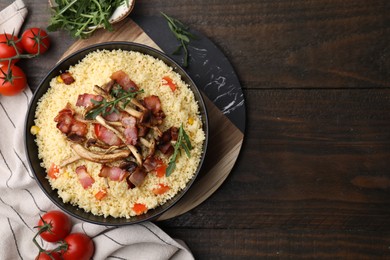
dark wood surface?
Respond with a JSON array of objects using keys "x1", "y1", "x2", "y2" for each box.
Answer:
[{"x1": 2, "y1": 0, "x2": 390, "y2": 258}]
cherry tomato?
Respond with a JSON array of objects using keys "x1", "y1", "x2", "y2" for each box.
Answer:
[
  {"x1": 35, "y1": 251, "x2": 62, "y2": 260},
  {"x1": 37, "y1": 211, "x2": 72, "y2": 242},
  {"x1": 0, "y1": 64, "x2": 27, "y2": 96},
  {"x1": 62, "y1": 233, "x2": 94, "y2": 260},
  {"x1": 0, "y1": 33, "x2": 23, "y2": 65},
  {"x1": 21, "y1": 28, "x2": 50, "y2": 55}
]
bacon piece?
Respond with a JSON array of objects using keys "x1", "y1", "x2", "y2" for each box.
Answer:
[
  {"x1": 75, "y1": 165, "x2": 95, "y2": 189},
  {"x1": 99, "y1": 165, "x2": 127, "y2": 181},
  {"x1": 70, "y1": 120, "x2": 88, "y2": 137},
  {"x1": 76, "y1": 93, "x2": 103, "y2": 107},
  {"x1": 94, "y1": 124, "x2": 123, "y2": 146},
  {"x1": 67, "y1": 133, "x2": 86, "y2": 143},
  {"x1": 121, "y1": 161, "x2": 139, "y2": 189},
  {"x1": 110, "y1": 70, "x2": 138, "y2": 92},
  {"x1": 55, "y1": 113, "x2": 73, "y2": 134},
  {"x1": 126, "y1": 177, "x2": 135, "y2": 189},
  {"x1": 128, "y1": 167, "x2": 147, "y2": 187},
  {"x1": 60, "y1": 72, "x2": 75, "y2": 85},
  {"x1": 101, "y1": 79, "x2": 115, "y2": 93},
  {"x1": 55, "y1": 103, "x2": 75, "y2": 116},
  {"x1": 120, "y1": 161, "x2": 138, "y2": 173},
  {"x1": 170, "y1": 127, "x2": 179, "y2": 141},
  {"x1": 143, "y1": 95, "x2": 165, "y2": 125},
  {"x1": 103, "y1": 111, "x2": 127, "y2": 122},
  {"x1": 122, "y1": 116, "x2": 138, "y2": 145},
  {"x1": 143, "y1": 95, "x2": 162, "y2": 115},
  {"x1": 104, "y1": 111, "x2": 121, "y2": 122},
  {"x1": 143, "y1": 156, "x2": 161, "y2": 172},
  {"x1": 158, "y1": 142, "x2": 174, "y2": 156},
  {"x1": 161, "y1": 128, "x2": 172, "y2": 143},
  {"x1": 157, "y1": 127, "x2": 177, "y2": 156},
  {"x1": 95, "y1": 115, "x2": 143, "y2": 166},
  {"x1": 54, "y1": 104, "x2": 74, "y2": 134},
  {"x1": 54, "y1": 103, "x2": 88, "y2": 141}
]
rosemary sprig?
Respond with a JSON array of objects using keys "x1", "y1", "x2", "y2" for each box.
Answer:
[
  {"x1": 47, "y1": 0, "x2": 128, "y2": 38},
  {"x1": 161, "y1": 12, "x2": 196, "y2": 67},
  {"x1": 85, "y1": 87, "x2": 143, "y2": 120},
  {"x1": 166, "y1": 124, "x2": 193, "y2": 177}
]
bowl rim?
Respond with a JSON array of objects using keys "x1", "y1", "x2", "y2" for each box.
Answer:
[{"x1": 24, "y1": 41, "x2": 209, "y2": 225}]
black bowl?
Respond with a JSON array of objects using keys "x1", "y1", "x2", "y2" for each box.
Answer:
[{"x1": 24, "y1": 42, "x2": 209, "y2": 225}]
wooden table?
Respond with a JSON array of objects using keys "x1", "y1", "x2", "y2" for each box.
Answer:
[{"x1": 2, "y1": 0, "x2": 390, "y2": 258}]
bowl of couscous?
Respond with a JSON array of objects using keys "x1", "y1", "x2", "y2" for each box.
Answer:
[{"x1": 25, "y1": 42, "x2": 208, "y2": 225}]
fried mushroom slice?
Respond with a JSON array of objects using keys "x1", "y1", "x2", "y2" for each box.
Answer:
[{"x1": 70, "y1": 143, "x2": 130, "y2": 164}]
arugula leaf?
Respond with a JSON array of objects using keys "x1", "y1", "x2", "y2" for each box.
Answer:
[
  {"x1": 48, "y1": 0, "x2": 128, "y2": 38},
  {"x1": 85, "y1": 88, "x2": 143, "y2": 120},
  {"x1": 161, "y1": 12, "x2": 197, "y2": 67}
]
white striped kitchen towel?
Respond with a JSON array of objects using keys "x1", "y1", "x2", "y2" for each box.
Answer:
[{"x1": 0, "y1": 1, "x2": 194, "y2": 259}]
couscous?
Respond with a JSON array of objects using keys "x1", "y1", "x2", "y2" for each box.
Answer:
[{"x1": 34, "y1": 49, "x2": 205, "y2": 218}]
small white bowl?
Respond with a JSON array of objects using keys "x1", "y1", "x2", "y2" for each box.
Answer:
[
  {"x1": 48, "y1": 0, "x2": 135, "y2": 28},
  {"x1": 108, "y1": 0, "x2": 135, "y2": 25}
]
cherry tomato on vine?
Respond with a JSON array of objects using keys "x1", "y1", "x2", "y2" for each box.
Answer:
[
  {"x1": 37, "y1": 210, "x2": 72, "y2": 242},
  {"x1": 21, "y1": 28, "x2": 50, "y2": 55},
  {"x1": 61, "y1": 233, "x2": 94, "y2": 260},
  {"x1": 0, "y1": 33, "x2": 23, "y2": 65},
  {"x1": 0, "y1": 64, "x2": 27, "y2": 96},
  {"x1": 35, "y1": 251, "x2": 62, "y2": 260}
]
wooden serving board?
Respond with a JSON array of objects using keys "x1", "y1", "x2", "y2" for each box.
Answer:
[{"x1": 60, "y1": 18, "x2": 244, "y2": 221}]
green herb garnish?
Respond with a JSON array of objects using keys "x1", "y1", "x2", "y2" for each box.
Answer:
[
  {"x1": 166, "y1": 124, "x2": 193, "y2": 177},
  {"x1": 85, "y1": 87, "x2": 143, "y2": 120},
  {"x1": 47, "y1": 0, "x2": 128, "y2": 38},
  {"x1": 161, "y1": 12, "x2": 197, "y2": 67}
]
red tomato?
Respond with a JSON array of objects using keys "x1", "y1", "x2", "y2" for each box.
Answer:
[
  {"x1": 162, "y1": 76, "x2": 177, "y2": 92},
  {"x1": 153, "y1": 157, "x2": 167, "y2": 178},
  {"x1": 0, "y1": 33, "x2": 23, "y2": 65},
  {"x1": 94, "y1": 189, "x2": 107, "y2": 200},
  {"x1": 155, "y1": 163, "x2": 167, "y2": 178},
  {"x1": 133, "y1": 203, "x2": 147, "y2": 215},
  {"x1": 48, "y1": 163, "x2": 60, "y2": 179},
  {"x1": 35, "y1": 251, "x2": 62, "y2": 260},
  {"x1": 94, "y1": 123, "x2": 102, "y2": 136},
  {"x1": 0, "y1": 64, "x2": 27, "y2": 96},
  {"x1": 152, "y1": 184, "x2": 170, "y2": 195},
  {"x1": 21, "y1": 28, "x2": 50, "y2": 55},
  {"x1": 37, "y1": 211, "x2": 72, "y2": 242},
  {"x1": 62, "y1": 233, "x2": 94, "y2": 260}
]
